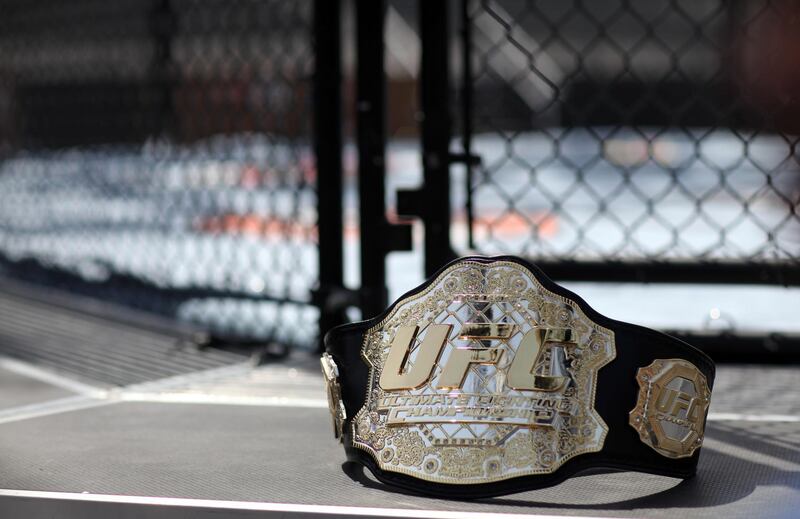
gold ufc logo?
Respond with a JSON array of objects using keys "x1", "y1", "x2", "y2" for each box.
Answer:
[
  {"x1": 655, "y1": 388, "x2": 702, "y2": 422},
  {"x1": 379, "y1": 323, "x2": 575, "y2": 392}
]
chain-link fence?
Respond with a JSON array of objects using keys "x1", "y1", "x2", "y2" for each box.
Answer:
[
  {"x1": 458, "y1": 0, "x2": 800, "y2": 281},
  {"x1": 0, "y1": 0, "x2": 319, "y2": 347}
]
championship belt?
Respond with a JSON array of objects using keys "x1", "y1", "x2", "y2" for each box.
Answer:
[{"x1": 322, "y1": 256, "x2": 714, "y2": 498}]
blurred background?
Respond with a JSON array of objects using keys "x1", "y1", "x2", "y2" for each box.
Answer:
[{"x1": 0, "y1": 0, "x2": 798, "y2": 369}]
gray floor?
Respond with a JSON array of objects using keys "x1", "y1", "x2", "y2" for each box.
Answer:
[
  {"x1": 0, "y1": 287, "x2": 247, "y2": 387},
  {"x1": 0, "y1": 366, "x2": 73, "y2": 411},
  {"x1": 0, "y1": 360, "x2": 798, "y2": 519}
]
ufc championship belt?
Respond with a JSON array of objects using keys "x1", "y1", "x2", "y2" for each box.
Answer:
[{"x1": 322, "y1": 256, "x2": 714, "y2": 498}]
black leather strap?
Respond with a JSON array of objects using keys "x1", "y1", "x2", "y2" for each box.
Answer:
[{"x1": 324, "y1": 255, "x2": 715, "y2": 498}]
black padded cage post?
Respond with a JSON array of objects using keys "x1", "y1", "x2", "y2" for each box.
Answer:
[
  {"x1": 396, "y1": 0, "x2": 458, "y2": 277},
  {"x1": 354, "y1": 0, "x2": 413, "y2": 320},
  {"x1": 312, "y1": 0, "x2": 349, "y2": 352}
]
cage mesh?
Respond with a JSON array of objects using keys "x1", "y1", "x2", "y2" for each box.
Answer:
[
  {"x1": 0, "y1": 0, "x2": 317, "y2": 346},
  {"x1": 461, "y1": 0, "x2": 800, "y2": 265}
]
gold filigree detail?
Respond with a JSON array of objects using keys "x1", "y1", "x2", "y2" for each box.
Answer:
[
  {"x1": 389, "y1": 429, "x2": 426, "y2": 467},
  {"x1": 503, "y1": 431, "x2": 537, "y2": 468},
  {"x1": 439, "y1": 448, "x2": 494, "y2": 479}
]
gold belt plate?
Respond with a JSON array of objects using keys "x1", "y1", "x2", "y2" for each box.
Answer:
[
  {"x1": 629, "y1": 359, "x2": 711, "y2": 458},
  {"x1": 352, "y1": 260, "x2": 616, "y2": 484}
]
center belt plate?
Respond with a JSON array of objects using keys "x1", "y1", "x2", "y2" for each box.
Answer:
[{"x1": 352, "y1": 260, "x2": 617, "y2": 484}]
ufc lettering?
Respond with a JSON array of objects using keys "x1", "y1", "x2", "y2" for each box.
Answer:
[
  {"x1": 655, "y1": 388, "x2": 701, "y2": 421},
  {"x1": 379, "y1": 324, "x2": 576, "y2": 392}
]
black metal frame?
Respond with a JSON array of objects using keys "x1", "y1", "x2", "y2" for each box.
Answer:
[
  {"x1": 354, "y1": 0, "x2": 412, "y2": 319},
  {"x1": 518, "y1": 260, "x2": 800, "y2": 286},
  {"x1": 313, "y1": 0, "x2": 348, "y2": 350},
  {"x1": 396, "y1": 1, "x2": 457, "y2": 278}
]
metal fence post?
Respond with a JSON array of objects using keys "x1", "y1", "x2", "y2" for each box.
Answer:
[
  {"x1": 313, "y1": 0, "x2": 347, "y2": 351},
  {"x1": 397, "y1": 0, "x2": 457, "y2": 277},
  {"x1": 149, "y1": 0, "x2": 175, "y2": 139},
  {"x1": 355, "y1": 0, "x2": 413, "y2": 319}
]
